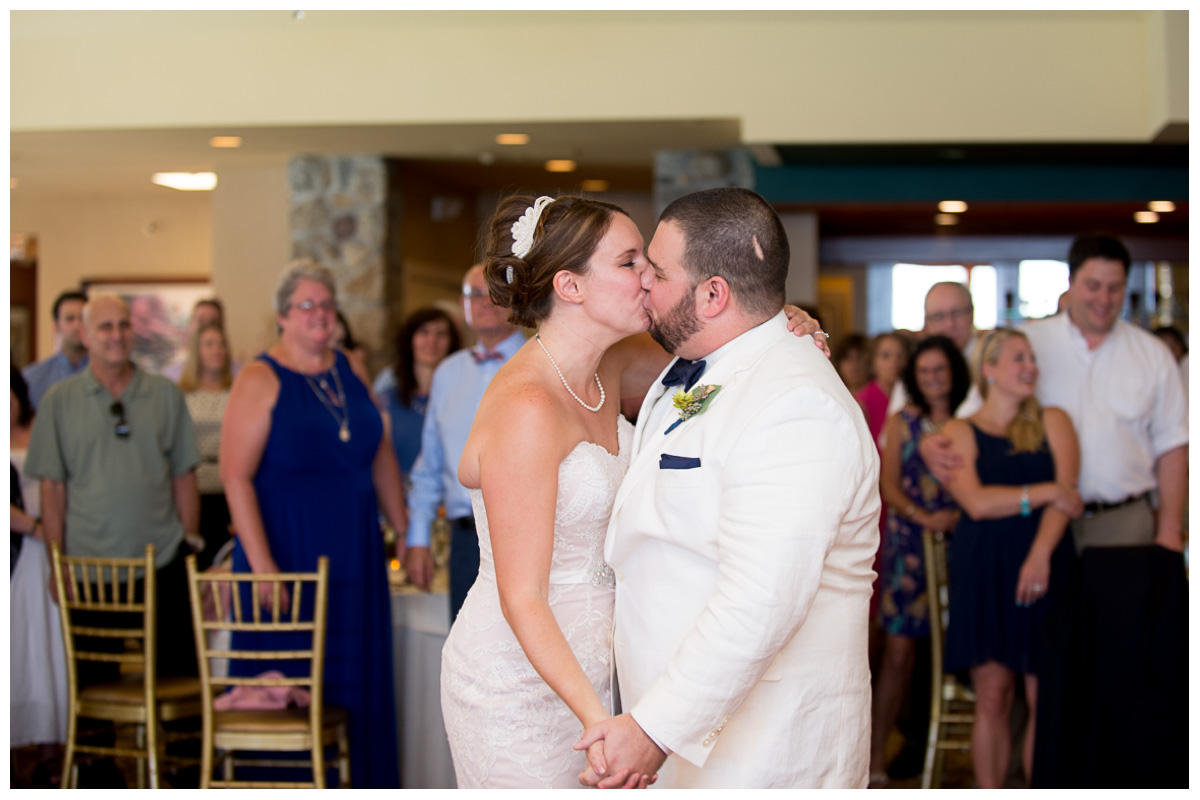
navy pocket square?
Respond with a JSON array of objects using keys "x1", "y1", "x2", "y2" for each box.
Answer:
[{"x1": 659, "y1": 454, "x2": 701, "y2": 470}]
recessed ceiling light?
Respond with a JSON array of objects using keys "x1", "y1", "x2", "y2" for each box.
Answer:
[
  {"x1": 9, "y1": 178, "x2": 17, "y2": 190},
  {"x1": 545, "y1": 160, "x2": 576, "y2": 173},
  {"x1": 152, "y1": 172, "x2": 218, "y2": 191},
  {"x1": 210, "y1": 136, "x2": 243, "y2": 148},
  {"x1": 1148, "y1": 200, "x2": 1175, "y2": 213},
  {"x1": 495, "y1": 133, "x2": 530, "y2": 146},
  {"x1": 580, "y1": 179, "x2": 609, "y2": 192},
  {"x1": 938, "y1": 200, "x2": 968, "y2": 213},
  {"x1": 934, "y1": 213, "x2": 959, "y2": 226},
  {"x1": 1134, "y1": 211, "x2": 1159, "y2": 224}
]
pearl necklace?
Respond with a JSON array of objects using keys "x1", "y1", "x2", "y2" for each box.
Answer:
[{"x1": 535, "y1": 334, "x2": 605, "y2": 413}]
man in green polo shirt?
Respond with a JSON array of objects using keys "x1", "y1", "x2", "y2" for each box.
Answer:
[{"x1": 25, "y1": 293, "x2": 201, "y2": 681}]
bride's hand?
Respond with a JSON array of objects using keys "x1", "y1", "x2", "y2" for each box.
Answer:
[
  {"x1": 783, "y1": 305, "x2": 831, "y2": 358},
  {"x1": 580, "y1": 741, "x2": 657, "y2": 789}
]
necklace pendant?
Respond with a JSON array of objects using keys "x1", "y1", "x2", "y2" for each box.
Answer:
[{"x1": 339, "y1": 423, "x2": 351, "y2": 442}]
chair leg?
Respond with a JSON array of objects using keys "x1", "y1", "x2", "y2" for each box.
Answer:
[
  {"x1": 61, "y1": 708, "x2": 77, "y2": 789},
  {"x1": 312, "y1": 739, "x2": 327, "y2": 789},
  {"x1": 923, "y1": 711, "x2": 939, "y2": 789},
  {"x1": 199, "y1": 726, "x2": 213, "y2": 789},
  {"x1": 337, "y1": 723, "x2": 351, "y2": 788},
  {"x1": 136, "y1": 724, "x2": 148, "y2": 789},
  {"x1": 222, "y1": 749, "x2": 234, "y2": 783}
]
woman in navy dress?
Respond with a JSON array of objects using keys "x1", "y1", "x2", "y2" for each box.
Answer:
[
  {"x1": 220, "y1": 261, "x2": 407, "y2": 788},
  {"x1": 939, "y1": 329, "x2": 1082, "y2": 788}
]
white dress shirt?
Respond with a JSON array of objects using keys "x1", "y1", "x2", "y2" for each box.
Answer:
[{"x1": 1021, "y1": 312, "x2": 1188, "y2": 504}]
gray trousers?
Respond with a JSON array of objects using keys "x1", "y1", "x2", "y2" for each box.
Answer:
[{"x1": 1070, "y1": 496, "x2": 1155, "y2": 554}]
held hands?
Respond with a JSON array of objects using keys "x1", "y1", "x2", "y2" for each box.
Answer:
[
  {"x1": 783, "y1": 305, "x2": 832, "y2": 359},
  {"x1": 404, "y1": 546, "x2": 434, "y2": 591},
  {"x1": 575, "y1": 713, "x2": 664, "y2": 789}
]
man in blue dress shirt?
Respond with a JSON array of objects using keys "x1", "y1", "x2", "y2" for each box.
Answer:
[
  {"x1": 22, "y1": 290, "x2": 89, "y2": 408},
  {"x1": 404, "y1": 264, "x2": 525, "y2": 622}
]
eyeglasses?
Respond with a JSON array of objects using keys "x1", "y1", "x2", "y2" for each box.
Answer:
[
  {"x1": 110, "y1": 401, "x2": 130, "y2": 440},
  {"x1": 288, "y1": 299, "x2": 336, "y2": 313},
  {"x1": 462, "y1": 289, "x2": 490, "y2": 301},
  {"x1": 925, "y1": 306, "x2": 973, "y2": 325}
]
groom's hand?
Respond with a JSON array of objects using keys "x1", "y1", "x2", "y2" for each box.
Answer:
[{"x1": 576, "y1": 714, "x2": 664, "y2": 789}]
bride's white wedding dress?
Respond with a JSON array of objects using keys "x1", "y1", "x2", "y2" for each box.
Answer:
[{"x1": 441, "y1": 416, "x2": 632, "y2": 788}]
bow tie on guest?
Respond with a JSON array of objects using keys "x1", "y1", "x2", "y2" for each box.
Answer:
[
  {"x1": 471, "y1": 348, "x2": 505, "y2": 364},
  {"x1": 661, "y1": 358, "x2": 707, "y2": 392}
]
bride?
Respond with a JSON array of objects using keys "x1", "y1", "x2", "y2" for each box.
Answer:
[{"x1": 440, "y1": 194, "x2": 821, "y2": 788}]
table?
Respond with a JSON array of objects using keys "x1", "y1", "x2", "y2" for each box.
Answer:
[{"x1": 391, "y1": 585, "x2": 457, "y2": 789}]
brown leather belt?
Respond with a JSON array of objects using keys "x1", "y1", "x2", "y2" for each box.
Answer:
[{"x1": 1082, "y1": 492, "x2": 1150, "y2": 517}]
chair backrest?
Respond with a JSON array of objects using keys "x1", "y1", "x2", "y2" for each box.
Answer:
[
  {"x1": 185, "y1": 555, "x2": 330, "y2": 714},
  {"x1": 50, "y1": 542, "x2": 158, "y2": 707}
]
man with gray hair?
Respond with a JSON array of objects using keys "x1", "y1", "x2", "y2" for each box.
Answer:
[
  {"x1": 404, "y1": 264, "x2": 525, "y2": 622},
  {"x1": 886, "y1": 280, "x2": 982, "y2": 418}
]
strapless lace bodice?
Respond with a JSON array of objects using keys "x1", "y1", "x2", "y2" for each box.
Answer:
[
  {"x1": 442, "y1": 416, "x2": 633, "y2": 788},
  {"x1": 471, "y1": 417, "x2": 631, "y2": 591}
]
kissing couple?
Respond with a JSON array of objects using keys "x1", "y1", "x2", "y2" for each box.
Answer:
[{"x1": 440, "y1": 187, "x2": 880, "y2": 788}]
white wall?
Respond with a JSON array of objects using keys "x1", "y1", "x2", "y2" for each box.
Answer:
[
  {"x1": 12, "y1": 193, "x2": 212, "y2": 360},
  {"x1": 12, "y1": 11, "x2": 1183, "y2": 143}
]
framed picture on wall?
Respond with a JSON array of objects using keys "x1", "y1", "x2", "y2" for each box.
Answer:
[{"x1": 81, "y1": 276, "x2": 213, "y2": 375}]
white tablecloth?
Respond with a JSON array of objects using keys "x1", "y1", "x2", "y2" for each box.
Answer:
[{"x1": 391, "y1": 587, "x2": 456, "y2": 789}]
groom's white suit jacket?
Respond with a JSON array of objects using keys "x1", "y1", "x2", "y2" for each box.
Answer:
[{"x1": 605, "y1": 312, "x2": 879, "y2": 788}]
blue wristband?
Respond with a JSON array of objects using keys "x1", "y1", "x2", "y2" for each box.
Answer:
[{"x1": 1019, "y1": 484, "x2": 1031, "y2": 517}]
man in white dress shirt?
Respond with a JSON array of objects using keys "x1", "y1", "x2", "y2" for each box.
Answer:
[
  {"x1": 1022, "y1": 235, "x2": 1187, "y2": 551},
  {"x1": 577, "y1": 188, "x2": 879, "y2": 788}
]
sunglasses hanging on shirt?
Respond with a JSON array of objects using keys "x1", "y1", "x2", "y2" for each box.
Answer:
[{"x1": 110, "y1": 401, "x2": 130, "y2": 439}]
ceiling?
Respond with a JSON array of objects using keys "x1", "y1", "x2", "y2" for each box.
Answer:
[
  {"x1": 10, "y1": 124, "x2": 1188, "y2": 242},
  {"x1": 8, "y1": 119, "x2": 741, "y2": 200}
]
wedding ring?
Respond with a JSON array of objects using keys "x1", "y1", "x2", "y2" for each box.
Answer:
[
  {"x1": 1032, "y1": 584, "x2": 1044, "y2": 593},
  {"x1": 816, "y1": 330, "x2": 830, "y2": 339}
]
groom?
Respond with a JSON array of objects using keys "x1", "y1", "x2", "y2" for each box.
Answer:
[{"x1": 577, "y1": 188, "x2": 879, "y2": 788}]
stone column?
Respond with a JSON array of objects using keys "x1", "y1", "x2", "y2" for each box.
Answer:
[{"x1": 287, "y1": 155, "x2": 390, "y2": 370}]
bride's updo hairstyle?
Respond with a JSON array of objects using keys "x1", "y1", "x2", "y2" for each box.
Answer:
[{"x1": 483, "y1": 194, "x2": 628, "y2": 328}]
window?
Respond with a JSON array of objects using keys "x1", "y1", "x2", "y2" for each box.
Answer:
[
  {"x1": 1017, "y1": 260, "x2": 1069, "y2": 320},
  {"x1": 891, "y1": 264, "x2": 997, "y2": 331}
]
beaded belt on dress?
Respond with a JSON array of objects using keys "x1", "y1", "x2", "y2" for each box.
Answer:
[{"x1": 548, "y1": 563, "x2": 616, "y2": 590}]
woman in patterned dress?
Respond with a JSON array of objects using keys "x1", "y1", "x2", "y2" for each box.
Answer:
[{"x1": 868, "y1": 335, "x2": 969, "y2": 786}]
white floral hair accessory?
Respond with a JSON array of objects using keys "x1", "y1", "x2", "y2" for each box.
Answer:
[{"x1": 511, "y1": 196, "x2": 556, "y2": 259}]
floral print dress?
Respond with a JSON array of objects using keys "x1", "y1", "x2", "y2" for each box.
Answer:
[{"x1": 878, "y1": 408, "x2": 957, "y2": 638}]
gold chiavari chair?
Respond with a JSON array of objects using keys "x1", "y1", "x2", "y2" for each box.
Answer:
[
  {"x1": 50, "y1": 542, "x2": 202, "y2": 789},
  {"x1": 921, "y1": 529, "x2": 976, "y2": 789},
  {"x1": 185, "y1": 554, "x2": 350, "y2": 788}
]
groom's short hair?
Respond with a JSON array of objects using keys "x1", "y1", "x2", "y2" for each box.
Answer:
[{"x1": 659, "y1": 187, "x2": 789, "y2": 318}]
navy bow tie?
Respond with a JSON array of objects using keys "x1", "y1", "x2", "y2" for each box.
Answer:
[
  {"x1": 661, "y1": 358, "x2": 706, "y2": 392},
  {"x1": 471, "y1": 349, "x2": 504, "y2": 364}
]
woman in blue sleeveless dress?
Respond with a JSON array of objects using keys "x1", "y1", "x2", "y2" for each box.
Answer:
[
  {"x1": 220, "y1": 261, "x2": 408, "y2": 788},
  {"x1": 939, "y1": 329, "x2": 1082, "y2": 788}
]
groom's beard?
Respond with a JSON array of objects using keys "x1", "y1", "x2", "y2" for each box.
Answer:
[{"x1": 648, "y1": 290, "x2": 702, "y2": 355}]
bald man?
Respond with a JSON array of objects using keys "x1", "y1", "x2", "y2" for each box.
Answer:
[
  {"x1": 885, "y1": 281, "x2": 983, "y2": 419},
  {"x1": 25, "y1": 294, "x2": 201, "y2": 680},
  {"x1": 403, "y1": 265, "x2": 525, "y2": 622}
]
